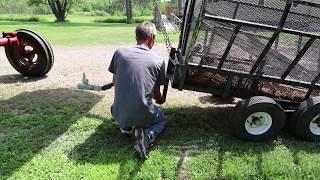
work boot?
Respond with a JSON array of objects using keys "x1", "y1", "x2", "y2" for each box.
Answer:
[{"x1": 133, "y1": 128, "x2": 149, "y2": 160}]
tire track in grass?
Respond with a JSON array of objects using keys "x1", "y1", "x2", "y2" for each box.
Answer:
[
  {"x1": 176, "y1": 145, "x2": 199, "y2": 179},
  {"x1": 0, "y1": 128, "x2": 7, "y2": 139}
]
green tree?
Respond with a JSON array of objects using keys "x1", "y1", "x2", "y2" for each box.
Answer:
[{"x1": 28, "y1": 0, "x2": 74, "y2": 22}]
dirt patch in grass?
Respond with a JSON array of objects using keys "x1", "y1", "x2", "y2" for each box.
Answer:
[
  {"x1": 177, "y1": 145, "x2": 201, "y2": 179},
  {"x1": 177, "y1": 150, "x2": 193, "y2": 179},
  {"x1": 0, "y1": 44, "x2": 206, "y2": 99},
  {"x1": 0, "y1": 128, "x2": 7, "y2": 139},
  {"x1": 10, "y1": 108, "x2": 30, "y2": 117}
]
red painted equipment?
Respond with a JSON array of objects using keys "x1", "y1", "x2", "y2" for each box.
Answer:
[{"x1": 1, "y1": 29, "x2": 54, "y2": 77}]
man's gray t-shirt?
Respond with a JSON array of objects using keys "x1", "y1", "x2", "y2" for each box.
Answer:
[{"x1": 109, "y1": 45, "x2": 166, "y2": 128}]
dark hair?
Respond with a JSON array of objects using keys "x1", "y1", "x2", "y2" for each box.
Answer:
[{"x1": 136, "y1": 21, "x2": 157, "y2": 42}]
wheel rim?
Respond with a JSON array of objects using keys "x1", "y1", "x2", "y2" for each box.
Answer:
[
  {"x1": 245, "y1": 112, "x2": 273, "y2": 135},
  {"x1": 5, "y1": 31, "x2": 49, "y2": 76},
  {"x1": 309, "y1": 114, "x2": 320, "y2": 135},
  {"x1": 17, "y1": 44, "x2": 41, "y2": 69},
  {"x1": 17, "y1": 29, "x2": 54, "y2": 74}
]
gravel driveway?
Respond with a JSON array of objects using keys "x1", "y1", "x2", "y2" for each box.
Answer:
[{"x1": 0, "y1": 44, "x2": 211, "y2": 101}]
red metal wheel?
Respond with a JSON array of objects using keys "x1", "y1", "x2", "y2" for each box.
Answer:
[{"x1": 4, "y1": 30, "x2": 52, "y2": 77}]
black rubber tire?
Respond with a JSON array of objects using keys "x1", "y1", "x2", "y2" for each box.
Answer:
[
  {"x1": 231, "y1": 96, "x2": 286, "y2": 142},
  {"x1": 17, "y1": 29, "x2": 54, "y2": 74},
  {"x1": 4, "y1": 30, "x2": 51, "y2": 77},
  {"x1": 290, "y1": 96, "x2": 320, "y2": 142}
]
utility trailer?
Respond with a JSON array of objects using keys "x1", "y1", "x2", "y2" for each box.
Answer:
[
  {"x1": 165, "y1": 0, "x2": 320, "y2": 141},
  {"x1": 1, "y1": 29, "x2": 53, "y2": 77}
]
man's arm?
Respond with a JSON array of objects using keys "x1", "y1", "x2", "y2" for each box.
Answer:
[
  {"x1": 154, "y1": 60, "x2": 167, "y2": 104},
  {"x1": 154, "y1": 84, "x2": 165, "y2": 104},
  {"x1": 106, "y1": 50, "x2": 118, "y2": 90}
]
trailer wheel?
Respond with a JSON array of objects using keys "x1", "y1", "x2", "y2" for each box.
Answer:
[
  {"x1": 231, "y1": 96, "x2": 286, "y2": 141},
  {"x1": 4, "y1": 30, "x2": 51, "y2": 77},
  {"x1": 290, "y1": 97, "x2": 320, "y2": 142}
]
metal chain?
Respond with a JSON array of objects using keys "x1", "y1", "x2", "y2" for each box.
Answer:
[{"x1": 153, "y1": 0, "x2": 172, "y2": 53}]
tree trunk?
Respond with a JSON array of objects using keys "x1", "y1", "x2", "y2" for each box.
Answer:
[
  {"x1": 126, "y1": 0, "x2": 133, "y2": 24},
  {"x1": 48, "y1": 0, "x2": 69, "y2": 22}
]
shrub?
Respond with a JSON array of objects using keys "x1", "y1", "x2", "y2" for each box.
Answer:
[
  {"x1": 0, "y1": 16, "x2": 40, "y2": 22},
  {"x1": 94, "y1": 16, "x2": 153, "y2": 24}
]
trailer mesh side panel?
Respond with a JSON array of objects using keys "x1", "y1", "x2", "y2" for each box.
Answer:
[
  {"x1": 188, "y1": 21, "x2": 235, "y2": 67},
  {"x1": 182, "y1": 0, "x2": 320, "y2": 101},
  {"x1": 288, "y1": 39, "x2": 320, "y2": 84},
  {"x1": 222, "y1": 26, "x2": 274, "y2": 73},
  {"x1": 188, "y1": 0, "x2": 320, "y2": 68},
  {"x1": 259, "y1": 33, "x2": 309, "y2": 78},
  {"x1": 206, "y1": 0, "x2": 286, "y2": 27},
  {"x1": 285, "y1": 3, "x2": 320, "y2": 33}
]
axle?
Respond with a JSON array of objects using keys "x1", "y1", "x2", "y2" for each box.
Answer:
[
  {"x1": 1, "y1": 32, "x2": 19, "y2": 46},
  {"x1": 1, "y1": 32, "x2": 22, "y2": 55}
]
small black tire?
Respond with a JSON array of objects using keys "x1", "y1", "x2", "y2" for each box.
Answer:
[
  {"x1": 4, "y1": 30, "x2": 51, "y2": 77},
  {"x1": 290, "y1": 96, "x2": 320, "y2": 142},
  {"x1": 231, "y1": 96, "x2": 286, "y2": 142}
]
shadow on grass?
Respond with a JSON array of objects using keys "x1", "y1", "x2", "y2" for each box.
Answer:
[
  {"x1": 68, "y1": 113, "x2": 143, "y2": 180},
  {"x1": 69, "y1": 105, "x2": 320, "y2": 178},
  {"x1": 68, "y1": 106, "x2": 271, "y2": 178},
  {"x1": 0, "y1": 74, "x2": 48, "y2": 84},
  {"x1": 198, "y1": 95, "x2": 237, "y2": 105},
  {"x1": 0, "y1": 88, "x2": 103, "y2": 178}
]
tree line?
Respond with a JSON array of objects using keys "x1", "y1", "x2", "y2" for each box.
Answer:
[{"x1": 0, "y1": 0, "x2": 178, "y2": 22}]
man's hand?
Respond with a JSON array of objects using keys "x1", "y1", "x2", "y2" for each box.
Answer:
[
  {"x1": 101, "y1": 83, "x2": 114, "y2": 90},
  {"x1": 156, "y1": 97, "x2": 166, "y2": 105}
]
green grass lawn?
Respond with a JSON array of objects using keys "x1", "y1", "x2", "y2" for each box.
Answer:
[
  {"x1": 0, "y1": 15, "x2": 179, "y2": 46},
  {"x1": 1, "y1": 88, "x2": 320, "y2": 179}
]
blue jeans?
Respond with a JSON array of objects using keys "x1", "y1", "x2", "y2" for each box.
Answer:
[
  {"x1": 145, "y1": 110, "x2": 167, "y2": 141},
  {"x1": 114, "y1": 105, "x2": 167, "y2": 141}
]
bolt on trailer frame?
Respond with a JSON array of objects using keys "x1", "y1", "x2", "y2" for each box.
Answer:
[{"x1": 164, "y1": 0, "x2": 320, "y2": 141}]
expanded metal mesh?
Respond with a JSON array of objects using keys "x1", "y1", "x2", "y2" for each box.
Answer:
[
  {"x1": 206, "y1": 0, "x2": 286, "y2": 27},
  {"x1": 260, "y1": 33, "x2": 309, "y2": 78},
  {"x1": 288, "y1": 39, "x2": 320, "y2": 83},
  {"x1": 285, "y1": 2, "x2": 320, "y2": 32},
  {"x1": 184, "y1": 0, "x2": 320, "y2": 101},
  {"x1": 222, "y1": 26, "x2": 274, "y2": 73}
]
